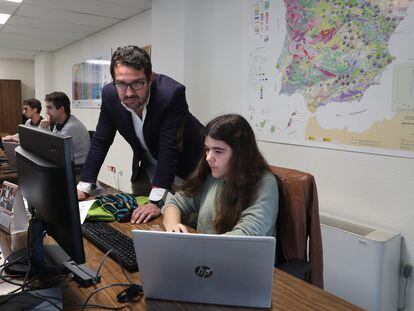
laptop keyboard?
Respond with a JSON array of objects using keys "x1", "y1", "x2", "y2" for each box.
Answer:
[{"x1": 81, "y1": 222, "x2": 138, "y2": 272}]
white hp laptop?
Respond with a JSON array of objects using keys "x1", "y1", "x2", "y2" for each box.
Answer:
[
  {"x1": 2, "y1": 141, "x2": 19, "y2": 170},
  {"x1": 132, "y1": 230, "x2": 275, "y2": 308}
]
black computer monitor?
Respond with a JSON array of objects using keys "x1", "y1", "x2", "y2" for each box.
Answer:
[{"x1": 5, "y1": 125, "x2": 96, "y2": 286}]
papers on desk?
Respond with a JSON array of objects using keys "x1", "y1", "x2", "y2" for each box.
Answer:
[
  {"x1": 78, "y1": 200, "x2": 95, "y2": 224},
  {"x1": 0, "y1": 181, "x2": 28, "y2": 234}
]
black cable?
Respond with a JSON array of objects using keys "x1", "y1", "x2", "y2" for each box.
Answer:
[
  {"x1": 81, "y1": 303, "x2": 132, "y2": 310},
  {"x1": 94, "y1": 250, "x2": 113, "y2": 283},
  {"x1": 0, "y1": 270, "x2": 36, "y2": 289},
  {"x1": 92, "y1": 248, "x2": 138, "y2": 286},
  {"x1": 79, "y1": 250, "x2": 142, "y2": 310},
  {"x1": 2, "y1": 229, "x2": 141, "y2": 309},
  {"x1": 398, "y1": 277, "x2": 409, "y2": 311},
  {"x1": 0, "y1": 249, "x2": 37, "y2": 290},
  {"x1": 0, "y1": 253, "x2": 27, "y2": 268},
  {"x1": 22, "y1": 219, "x2": 34, "y2": 291},
  {"x1": 80, "y1": 283, "x2": 133, "y2": 311},
  {"x1": 0, "y1": 221, "x2": 59, "y2": 294},
  {"x1": 1, "y1": 219, "x2": 46, "y2": 273}
]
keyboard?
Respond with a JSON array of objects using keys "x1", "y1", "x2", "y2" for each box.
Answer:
[{"x1": 81, "y1": 222, "x2": 138, "y2": 272}]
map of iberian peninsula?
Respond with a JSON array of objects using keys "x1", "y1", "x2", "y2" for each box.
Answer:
[{"x1": 276, "y1": 0, "x2": 413, "y2": 113}]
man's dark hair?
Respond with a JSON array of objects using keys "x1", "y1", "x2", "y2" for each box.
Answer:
[
  {"x1": 23, "y1": 98, "x2": 42, "y2": 114},
  {"x1": 45, "y1": 91, "x2": 71, "y2": 114},
  {"x1": 110, "y1": 46, "x2": 152, "y2": 81}
]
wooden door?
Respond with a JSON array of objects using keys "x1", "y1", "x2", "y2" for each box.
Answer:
[{"x1": 0, "y1": 80, "x2": 22, "y2": 135}]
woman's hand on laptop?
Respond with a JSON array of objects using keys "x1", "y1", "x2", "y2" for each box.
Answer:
[
  {"x1": 162, "y1": 205, "x2": 188, "y2": 233},
  {"x1": 165, "y1": 223, "x2": 188, "y2": 233}
]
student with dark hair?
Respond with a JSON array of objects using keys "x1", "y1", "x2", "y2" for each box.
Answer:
[
  {"x1": 2, "y1": 98, "x2": 43, "y2": 143},
  {"x1": 40, "y1": 91, "x2": 90, "y2": 165},
  {"x1": 77, "y1": 45, "x2": 204, "y2": 225},
  {"x1": 163, "y1": 114, "x2": 278, "y2": 236},
  {"x1": 22, "y1": 98, "x2": 43, "y2": 127}
]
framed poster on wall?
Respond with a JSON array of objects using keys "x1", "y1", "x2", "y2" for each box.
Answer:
[
  {"x1": 72, "y1": 46, "x2": 151, "y2": 109},
  {"x1": 72, "y1": 55, "x2": 111, "y2": 109}
]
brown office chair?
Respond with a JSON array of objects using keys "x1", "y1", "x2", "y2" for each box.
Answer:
[{"x1": 270, "y1": 165, "x2": 324, "y2": 289}]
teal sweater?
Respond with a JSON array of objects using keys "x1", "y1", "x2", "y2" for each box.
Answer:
[{"x1": 164, "y1": 171, "x2": 278, "y2": 236}]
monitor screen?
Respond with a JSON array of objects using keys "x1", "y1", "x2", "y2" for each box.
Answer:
[{"x1": 16, "y1": 125, "x2": 85, "y2": 264}]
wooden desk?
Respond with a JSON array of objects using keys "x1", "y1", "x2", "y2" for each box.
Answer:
[{"x1": 0, "y1": 218, "x2": 363, "y2": 310}]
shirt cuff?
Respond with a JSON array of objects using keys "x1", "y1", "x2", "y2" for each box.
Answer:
[
  {"x1": 148, "y1": 187, "x2": 168, "y2": 201},
  {"x1": 77, "y1": 181, "x2": 92, "y2": 194}
]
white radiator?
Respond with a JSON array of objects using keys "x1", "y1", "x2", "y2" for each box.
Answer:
[{"x1": 320, "y1": 214, "x2": 401, "y2": 311}]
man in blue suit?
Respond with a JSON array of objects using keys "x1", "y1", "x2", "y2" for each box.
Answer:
[{"x1": 77, "y1": 45, "x2": 204, "y2": 224}]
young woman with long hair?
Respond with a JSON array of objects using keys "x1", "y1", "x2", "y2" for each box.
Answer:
[{"x1": 162, "y1": 114, "x2": 278, "y2": 236}]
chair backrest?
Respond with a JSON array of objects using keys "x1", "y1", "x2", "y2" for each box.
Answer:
[{"x1": 269, "y1": 165, "x2": 324, "y2": 288}]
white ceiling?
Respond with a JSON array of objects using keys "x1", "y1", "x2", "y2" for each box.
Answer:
[{"x1": 0, "y1": 0, "x2": 151, "y2": 60}]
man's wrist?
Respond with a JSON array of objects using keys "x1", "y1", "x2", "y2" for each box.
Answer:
[
  {"x1": 150, "y1": 199, "x2": 164, "y2": 209},
  {"x1": 77, "y1": 181, "x2": 92, "y2": 194}
]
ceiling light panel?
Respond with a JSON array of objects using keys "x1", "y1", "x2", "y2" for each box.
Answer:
[{"x1": 0, "y1": 13, "x2": 11, "y2": 24}]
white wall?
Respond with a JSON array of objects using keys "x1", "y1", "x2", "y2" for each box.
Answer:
[
  {"x1": 37, "y1": 0, "x2": 413, "y2": 308},
  {"x1": 34, "y1": 52, "x2": 54, "y2": 110},
  {"x1": 0, "y1": 58, "x2": 35, "y2": 102}
]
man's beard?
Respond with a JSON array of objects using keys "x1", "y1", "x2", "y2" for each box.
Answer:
[{"x1": 123, "y1": 95, "x2": 144, "y2": 110}]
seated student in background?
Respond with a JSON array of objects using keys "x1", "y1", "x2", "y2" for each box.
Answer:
[
  {"x1": 40, "y1": 91, "x2": 90, "y2": 166},
  {"x1": 1, "y1": 98, "x2": 43, "y2": 143},
  {"x1": 163, "y1": 114, "x2": 278, "y2": 236}
]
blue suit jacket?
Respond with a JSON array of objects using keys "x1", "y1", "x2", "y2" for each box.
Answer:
[{"x1": 80, "y1": 74, "x2": 204, "y2": 189}]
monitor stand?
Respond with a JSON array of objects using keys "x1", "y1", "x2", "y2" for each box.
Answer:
[
  {"x1": 4, "y1": 216, "x2": 99, "y2": 287},
  {"x1": 4, "y1": 245, "x2": 99, "y2": 287}
]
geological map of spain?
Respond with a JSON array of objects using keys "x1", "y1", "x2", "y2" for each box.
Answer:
[
  {"x1": 277, "y1": 0, "x2": 412, "y2": 113},
  {"x1": 244, "y1": 0, "x2": 414, "y2": 157}
]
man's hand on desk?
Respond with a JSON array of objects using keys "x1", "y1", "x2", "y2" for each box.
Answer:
[
  {"x1": 77, "y1": 190, "x2": 89, "y2": 201},
  {"x1": 130, "y1": 202, "x2": 161, "y2": 224}
]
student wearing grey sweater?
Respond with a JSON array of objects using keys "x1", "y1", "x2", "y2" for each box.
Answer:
[
  {"x1": 163, "y1": 114, "x2": 278, "y2": 236},
  {"x1": 40, "y1": 91, "x2": 90, "y2": 165}
]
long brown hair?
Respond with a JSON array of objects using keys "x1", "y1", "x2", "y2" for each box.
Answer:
[{"x1": 178, "y1": 114, "x2": 270, "y2": 233}]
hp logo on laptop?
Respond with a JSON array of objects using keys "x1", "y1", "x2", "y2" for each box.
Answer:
[{"x1": 195, "y1": 265, "x2": 213, "y2": 278}]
